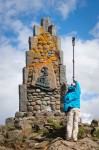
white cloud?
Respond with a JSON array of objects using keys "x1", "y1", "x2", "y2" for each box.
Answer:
[
  {"x1": 0, "y1": 0, "x2": 80, "y2": 24},
  {"x1": 62, "y1": 36, "x2": 99, "y2": 92},
  {"x1": 7, "y1": 19, "x2": 32, "y2": 50},
  {"x1": 0, "y1": 19, "x2": 32, "y2": 124},
  {"x1": 57, "y1": 0, "x2": 78, "y2": 19},
  {"x1": 0, "y1": 0, "x2": 44, "y2": 33},
  {"x1": 0, "y1": 41, "x2": 25, "y2": 124},
  {"x1": 0, "y1": 0, "x2": 43, "y2": 17},
  {"x1": 81, "y1": 96, "x2": 99, "y2": 124},
  {"x1": 90, "y1": 22, "x2": 99, "y2": 38}
]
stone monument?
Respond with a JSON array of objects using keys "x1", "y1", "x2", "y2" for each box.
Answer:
[{"x1": 19, "y1": 18, "x2": 66, "y2": 115}]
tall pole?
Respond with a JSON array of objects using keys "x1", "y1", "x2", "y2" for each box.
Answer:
[{"x1": 72, "y1": 37, "x2": 75, "y2": 82}]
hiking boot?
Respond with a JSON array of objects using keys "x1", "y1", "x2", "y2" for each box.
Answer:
[
  {"x1": 73, "y1": 139, "x2": 77, "y2": 142},
  {"x1": 66, "y1": 137, "x2": 71, "y2": 141}
]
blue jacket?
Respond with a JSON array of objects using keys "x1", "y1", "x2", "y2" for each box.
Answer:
[{"x1": 64, "y1": 81, "x2": 81, "y2": 112}]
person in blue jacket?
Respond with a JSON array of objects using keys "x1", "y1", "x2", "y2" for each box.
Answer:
[{"x1": 64, "y1": 78, "x2": 81, "y2": 142}]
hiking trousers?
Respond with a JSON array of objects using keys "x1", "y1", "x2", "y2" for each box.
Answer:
[{"x1": 66, "y1": 108, "x2": 80, "y2": 141}]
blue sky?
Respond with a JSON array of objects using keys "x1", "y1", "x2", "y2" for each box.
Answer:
[{"x1": 0, "y1": 0, "x2": 99, "y2": 124}]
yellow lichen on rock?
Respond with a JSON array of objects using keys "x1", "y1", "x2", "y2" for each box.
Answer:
[{"x1": 40, "y1": 26, "x2": 44, "y2": 34}]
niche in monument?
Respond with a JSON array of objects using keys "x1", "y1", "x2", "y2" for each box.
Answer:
[
  {"x1": 32, "y1": 65, "x2": 57, "y2": 91},
  {"x1": 19, "y1": 18, "x2": 66, "y2": 114}
]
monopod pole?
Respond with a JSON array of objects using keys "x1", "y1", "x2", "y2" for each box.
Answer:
[{"x1": 72, "y1": 37, "x2": 75, "y2": 82}]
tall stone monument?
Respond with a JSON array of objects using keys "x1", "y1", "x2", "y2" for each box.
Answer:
[{"x1": 19, "y1": 18, "x2": 66, "y2": 115}]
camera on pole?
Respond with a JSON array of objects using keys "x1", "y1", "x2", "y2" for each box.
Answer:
[{"x1": 72, "y1": 37, "x2": 75, "y2": 82}]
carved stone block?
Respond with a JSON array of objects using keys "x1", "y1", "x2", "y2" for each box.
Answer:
[
  {"x1": 41, "y1": 18, "x2": 51, "y2": 32},
  {"x1": 60, "y1": 65, "x2": 66, "y2": 84},
  {"x1": 31, "y1": 64, "x2": 57, "y2": 91},
  {"x1": 23, "y1": 67, "x2": 29, "y2": 84},
  {"x1": 48, "y1": 25, "x2": 56, "y2": 35},
  {"x1": 29, "y1": 37, "x2": 38, "y2": 50},
  {"x1": 59, "y1": 50, "x2": 63, "y2": 65},
  {"x1": 19, "y1": 84, "x2": 27, "y2": 112},
  {"x1": 33, "y1": 25, "x2": 40, "y2": 36},
  {"x1": 56, "y1": 36, "x2": 61, "y2": 50},
  {"x1": 26, "y1": 51, "x2": 34, "y2": 66}
]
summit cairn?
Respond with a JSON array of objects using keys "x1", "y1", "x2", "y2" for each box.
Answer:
[{"x1": 19, "y1": 18, "x2": 66, "y2": 115}]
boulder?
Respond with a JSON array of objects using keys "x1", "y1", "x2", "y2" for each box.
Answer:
[
  {"x1": 91, "y1": 119, "x2": 99, "y2": 127},
  {"x1": 34, "y1": 141, "x2": 49, "y2": 149},
  {"x1": 15, "y1": 111, "x2": 25, "y2": 118},
  {"x1": 0, "y1": 135, "x2": 5, "y2": 144},
  {"x1": 15, "y1": 120, "x2": 32, "y2": 137},
  {"x1": 47, "y1": 137, "x2": 99, "y2": 150},
  {"x1": 7, "y1": 130, "x2": 23, "y2": 140},
  {"x1": 5, "y1": 117, "x2": 15, "y2": 126},
  {"x1": 0, "y1": 146, "x2": 14, "y2": 150}
]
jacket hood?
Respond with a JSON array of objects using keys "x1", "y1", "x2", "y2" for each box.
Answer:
[{"x1": 68, "y1": 85, "x2": 75, "y2": 91}]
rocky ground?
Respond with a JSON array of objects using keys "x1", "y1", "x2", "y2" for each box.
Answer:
[{"x1": 0, "y1": 111, "x2": 99, "y2": 150}]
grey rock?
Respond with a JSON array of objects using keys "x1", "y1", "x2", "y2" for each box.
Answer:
[
  {"x1": 42, "y1": 101, "x2": 47, "y2": 105},
  {"x1": 91, "y1": 119, "x2": 99, "y2": 127},
  {"x1": 59, "y1": 50, "x2": 63, "y2": 65},
  {"x1": 28, "y1": 95, "x2": 33, "y2": 100},
  {"x1": 48, "y1": 25, "x2": 56, "y2": 35},
  {"x1": 50, "y1": 102, "x2": 55, "y2": 105},
  {"x1": 34, "y1": 141, "x2": 49, "y2": 149},
  {"x1": 27, "y1": 89, "x2": 36, "y2": 93},
  {"x1": 29, "y1": 36, "x2": 38, "y2": 49},
  {"x1": 41, "y1": 105, "x2": 47, "y2": 110},
  {"x1": 33, "y1": 25, "x2": 40, "y2": 36},
  {"x1": 47, "y1": 137, "x2": 99, "y2": 150},
  {"x1": 28, "y1": 99, "x2": 32, "y2": 102},
  {"x1": 34, "y1": 105, "x2": 40, "y2": 111},
  {"x1": 25, "y1": 112, "x2": 33, "y2": 117},
  {"x1": 33, "y1": 93, "x2": 39, "y2": 96},
  {"x1": 55, "y1": 94, "x2": 60, "y2": 98},
  {"x1": 18, "y1": 120, "x2": 32, "y2": 137},
  {"x1": 36, "y1": 89, "x2": 41, "y2": 93},
  {"x1": 45, "y1": 111, "x2": 53, "y2": 116},
  {"x1": 56, "y1": 36, "x2": 61, "y2": 50},
  {"x1": 31, "y1": 102, "x2": 36, "y2": 106},
  {"x1": 27, "y1": 102, "x2": 30, "y2": 106},
  {"x1": 37, "y1": 95, "x2": 42, "y2": 98},
  {"x1": 23, "y1": 67, "x2": 29, "y2": 84},
  {"x1": 44, "y1": 97, "x2": 50, "y2": 101},
  {"x1": 56, "y1": 101, "x2": 60, "y2": 105},
  {"x1": 36, "y1": 100, "x2": 42, "y2": 105},
  {"x1": 54, "y1": 111, "x2": 61, "y2": 116},
  {"x1": 0, "y1": 135, "x2": 4, "y2": 144},
  {"x1": 41, "y1": 18, "x2": 51, "y2": 32},
  {"x1": 27, "y1": 106, "x2": 33, "y2": 111},
  {"x1": 19, "y1": 84, "x2": 27, "y2": 112},
  {"x1": 15, "y1": 111, "x2": 25, "y2": 118},
  {"x1": 5, "y1": 117, "x2": 14, "y2": 126},
  {"x1": 26, "y1": 51, "x2": 34, "y2": 66},
  {"x1": 56, "y1": 105, "x2": 60, "y2": 110},
  {"x1": 40, "y1": 92, "x2": 46, "y2": 95},
  {"x1": 47, "y1": 101, "x2": 50, "y2": 105},
  {"x1": 47, "y1": 92, "x2": 53, "y2": 95},
  {"x1": 50, "y1": 97, "x2": 56, "y2": 100},
  {"x1": 7, "y1": 130, "x2": 23, "y2": 140},
  {"x1": 0, "y1": 146, "x2": 14, "y2": 150},
  {"x1": 60, "y1": 65, "x2": 66, "y2": 85},
  {"x1": 51, "y1": 105, "x2": 55, "y2": 111}
]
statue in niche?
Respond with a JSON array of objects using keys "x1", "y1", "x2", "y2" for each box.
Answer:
[{"x1": 35, "y1": 67, "x2": 50, "y2": 90}]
